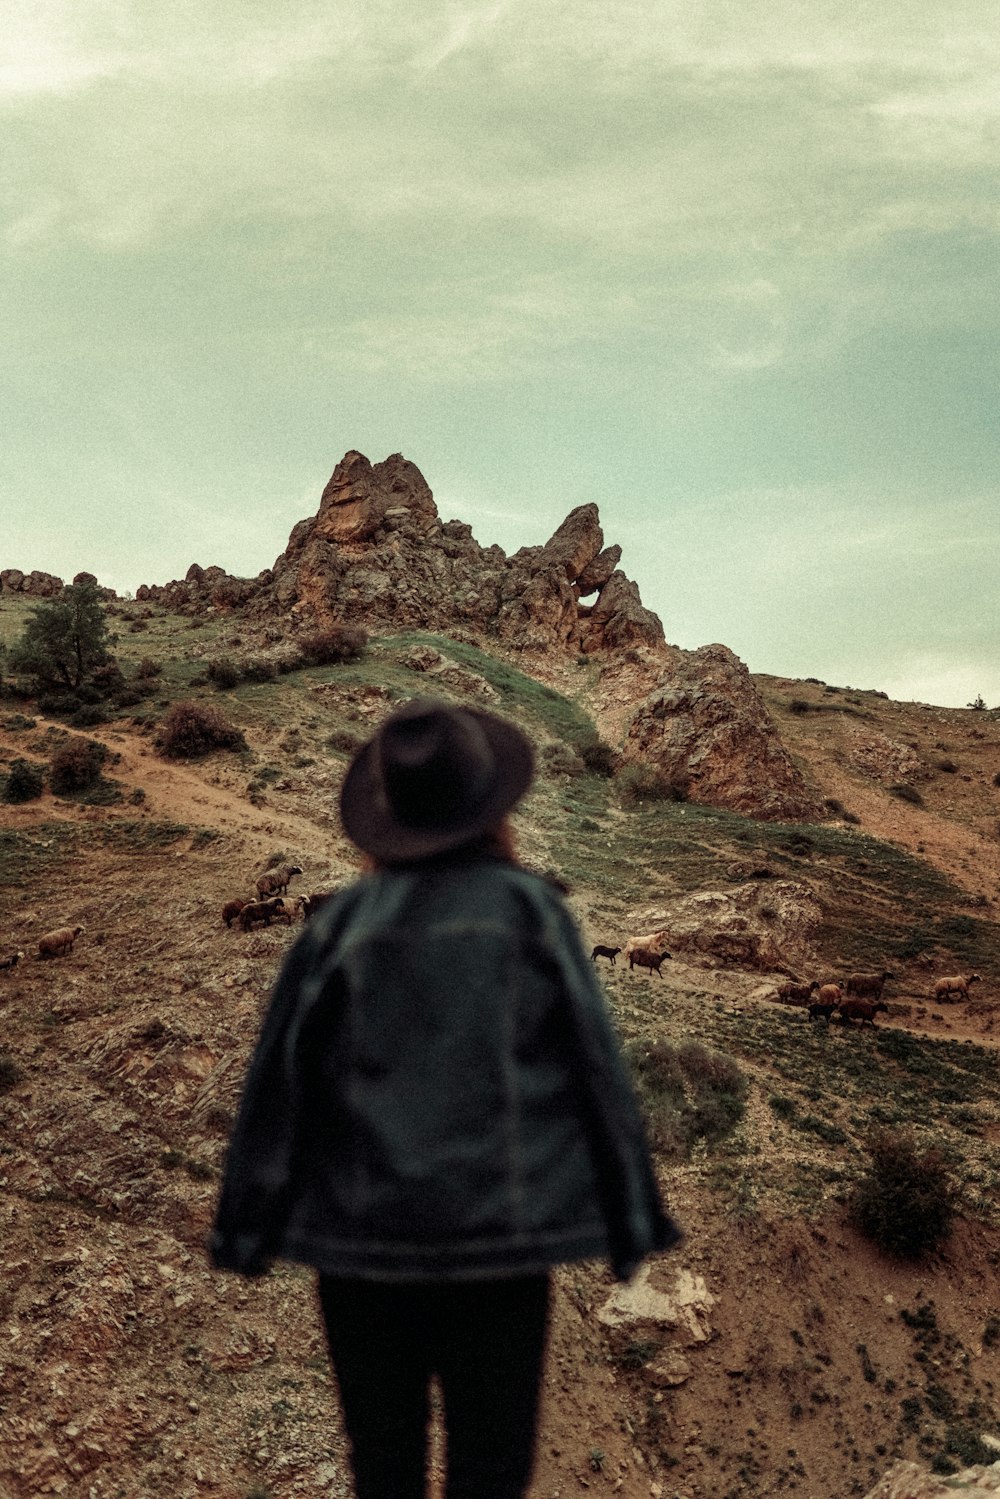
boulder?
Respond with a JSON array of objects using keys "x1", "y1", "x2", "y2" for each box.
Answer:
[
  {"x1": 864, "y1": 1460, "x2": 1000, "y2": 1498},
  {"x1": 623, "y1": 643, "x2": 821, "y2": 821}
]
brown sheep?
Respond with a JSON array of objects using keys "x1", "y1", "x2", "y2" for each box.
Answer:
[
  {"x1": 272, "y1": 896, "x2": 304, "y2": 925},
  {"x1": 845, "y1": 970, "x2": 895, "y2": 1000},
  {"x1": 0, "y1": 951, "x2": 25, "y2": 973},
  {"x1": 591, "y1": 945, "x2": 622, "y2": 965},
  {"x1": 238, "y1": 898, "x2": 285, "y2": 932},
  {"x1": 255, "y1": 863, "x2": 303, "y2": 900},
  {"x1": 815, "y1": 983, "x2": 842, "y2": 1006},
  {"x1": 838, "y1": 997, "x2": 888, "y2": 1027},
  {"x1": 222, "y1": 898, "x2": 249, "y2": 928},
  {"x1": 302, "y1": 891, "x2": 337, "y2": 920},
  {"x1": 778, "y1": 979, "x2": 819, "y2": 1003},
  {"x1": 807, "y1": 1000, "x2": 838, "y2": 1023},
  {"x1": 629, "y1": 948, "x2": 672, "y2": 977},
  {"x1": 932, "y1": 973, "x2": 981, "y2": 1003},
  {"x1": 38, "y1": 925, "x2": 85, "y2": 959}
]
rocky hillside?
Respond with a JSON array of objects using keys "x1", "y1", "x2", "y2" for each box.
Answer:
[{"x1": 2, "y1": 469, "x2": 1000, "y2": 1499}]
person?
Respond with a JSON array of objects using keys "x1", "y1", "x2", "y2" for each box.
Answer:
[{"x1": 209, "y1": 697, "x2": 680, "y2": 1499}]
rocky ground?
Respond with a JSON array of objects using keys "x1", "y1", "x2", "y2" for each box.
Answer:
[{"x1": 1, "y1": 597, "x2": 1000, "y2": 1498}]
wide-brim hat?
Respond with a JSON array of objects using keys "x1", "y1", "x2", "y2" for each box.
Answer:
[{"x1": 340, "y1": 697, "x2": 535, "y2": 862}]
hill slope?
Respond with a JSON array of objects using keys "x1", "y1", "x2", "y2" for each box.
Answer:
[{"x1": 1, "y1": 608, "x2": 1000, "y2": 1499}]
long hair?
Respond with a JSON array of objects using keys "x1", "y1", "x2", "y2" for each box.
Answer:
[{"x1": 360, "y1": 817, "x2": 519, "y2": 874}]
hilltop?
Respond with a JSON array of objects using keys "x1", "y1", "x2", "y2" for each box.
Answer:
[{"x1": 1, "y1": 462, "x2": 1000, "y2": 1499}]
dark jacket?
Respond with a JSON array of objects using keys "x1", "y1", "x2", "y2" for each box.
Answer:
[{"x1": 209, "y1": 856, "x2": 680, "y2": 1282}]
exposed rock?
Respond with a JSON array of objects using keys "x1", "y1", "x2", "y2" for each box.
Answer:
[
  {"x1": 1, "y1": 568, "x2": 64, "y2": 597},
  {"x1": 597, "y1": 1265, "x2": 716, "y2": 1346},
  {"x1": 864, "y1": 1460, "x2": 1000, "y2": 1497},
  {"x1": 846, "y1": 729, "x2": 928, "y2": 784},
  {"x1": 631, "y1": 879, "x2": 823, "y2": 972},
  {"x1": 127, "y1": 449, "x2": 822, "y2": 823},
  {"x1": 623, "y1": 643, "x2": 821, "y2": 821}
]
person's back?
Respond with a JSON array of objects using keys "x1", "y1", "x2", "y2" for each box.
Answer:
[{"x1": 211, "y1": 699, "x2": 680, "y2": 1499}]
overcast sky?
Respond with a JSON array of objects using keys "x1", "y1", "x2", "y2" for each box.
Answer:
[{"x1": 3, "y1": 2, "x2": 998, "y2": 707}]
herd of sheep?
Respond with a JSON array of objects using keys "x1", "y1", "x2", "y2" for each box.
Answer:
[{"x1": 0, "y1": 876, "x2": 986, "y2": 1037}]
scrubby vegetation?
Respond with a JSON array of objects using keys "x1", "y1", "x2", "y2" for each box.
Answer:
[
  {"x1": 2, "y1": 757, "x2": 45, "y2": 802},
  {"x1": 155, "y1": 700, "x2": 248, "y2": 758},
  {"x1": 850, "y1": 1129, "x2": 955, "y2": 1258}
]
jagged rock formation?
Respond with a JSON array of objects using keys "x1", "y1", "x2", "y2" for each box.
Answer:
[
  {"x1": 133, "y1": 449, "x2": 820, "y2": 822},
  {"x1": 0, "y1": 568, "x2": 64, "y2": 597},
  {"x1": 622, "y1": 643, "x2": 821, "y2": 821}
]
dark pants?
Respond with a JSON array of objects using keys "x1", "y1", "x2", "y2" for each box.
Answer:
[{"x1": 317, "y1": 1274, "x2": 550, "y2": 1499}]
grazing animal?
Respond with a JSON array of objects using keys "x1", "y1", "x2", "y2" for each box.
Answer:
[
  {"x1": 807, "y1": 1000, "x2": 839, "y2": 1023},
  {"x1": 629, "y1": 948, "x2": 672, "y2": 976},
  {"x1": 778, "y1": 979, "x2": 819, "y2": 1003},
  {"x1": 272, "y1": 896, "x2": 304, "y2": 925},
  {"x1": 255, "y1": 863, "x2": 303, "y2": 900},
  {"x1": 838, "y1": 997, "x2": 888, "y2": 1027},
  {"x1": 933, "y1": 972, "x2": 982, "y2": 1003},
  {"x1": 845, "y1": 970, "x2": 895, "y2": 1000},
  {"x1": 591, "y1": 945, "x2": 622, "y2": 966},
  {"x1": 37, "y1": 925, "x2": 85, "y2": 959},
  {"x1": 624, "y1": 930, "x2": 670, "y2": 967},
  {"x1": 0, "y1": 951, "x2": 25, "y2": 973},
  {"x1": 815, "y1": 983, "x2": 843, "y2": 1006},
  {"x1": 238, "y1": 898, "x2": 285, "y2": 932},
  {"x1": 222, "y1": 898, "x2": 249, "y2": 928},
  {"x1": 302, "y1": 891, "x2": 337, "y2": 920}
]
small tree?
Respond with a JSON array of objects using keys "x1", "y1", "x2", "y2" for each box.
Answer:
[
  {"x1": 9, "y1": 579, "x2": 111, "y2": 691},
  {"x1": 968, "y1": 695, "x2": 987, "y2": 711}
]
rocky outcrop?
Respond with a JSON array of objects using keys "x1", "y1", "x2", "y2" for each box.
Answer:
[
  {"x1": 130, "y1": 449, "x2": 820, "y2": 822},
  {"x1": 1, "y1": 568, "x2": 64, "y2": 597},
  {"x1": 630, "y1": 879, "x2": 824, "y2": 972},
  {"x1": 622, "y1": 643, "x2": 821, "y2": 821}
]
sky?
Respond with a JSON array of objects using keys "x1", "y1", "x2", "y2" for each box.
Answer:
[{"x1": 2, "y1": 2, "x2": 998, "y2": 708}]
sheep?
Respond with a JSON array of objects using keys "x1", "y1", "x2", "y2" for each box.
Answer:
[
  {"x1": 845, "y1": 970, "x2": 895, "y2": 1000},
  {"x1": 815, "y1": 983, "x2": 843, "y2": 1006},
  {"x1": 272, "y1": 896, "x2": 304, "y2": 925},
  {"x1": 255, "y1": 863, "x2": 303, "y2": 900},
  {"x1": 38, "y1": 925, "x2": 85, "y2": 959},
  {"x1": 624, "y1": 930, "x2": 670, "y2": 967},
  {"x1": 591, "y1": 945, "x2": 622, "y2": 966},
  {"x1": 629, "y1": 948, "x2": 672, "y2": 977},
  {"x1": 838, "y1": 997, "x2": 888, "y2": 1027},
  {"x1": 302, "y1": 891, "x2": 337, "y2": 920},
  {"x1": 807, "y1": 1000, "x2": 838, "y2": 1023},
  {"x1": 238, "y1": 898, "x2": 285, "y2": 932},
  {"x1": 932, "y1": 973, "x2": 982, "y2": 1003},
  {"x1": 778, "y1": 979, "x2": 819, "y2": 1003},
  {"x1": 222, "y1": 897, "x2": 249, "y2": 928},
  {"x1": 0, "y1": 951, "x2": 25, "y2": 973}
]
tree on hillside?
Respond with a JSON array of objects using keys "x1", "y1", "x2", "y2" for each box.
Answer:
[{"x1": 9, "y1": 579, "x2": 111, "y2": 691}]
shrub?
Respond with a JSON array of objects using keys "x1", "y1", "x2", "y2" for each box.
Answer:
[
  {"x1": 0, "y1": 1053, "x2": 23, "y2": 1094},
  {"x1": 936, "y1": 758, "x2": 958, "y2": 774},
  {"x1": 789, "y1": 698, "x2": 811, "y2": 715},
  {"x1": 70, "y1": 705, "x2": 107, "y2": 728},
  {"x1": 3, "y1": 758, "x2": 45, "y2": 802},
  {"x1": 206, "y1": 658, "x2": 241, "y2": 690},
  {"x1": 49, "y1": 736, "x2": 108, "y2": 794},
  {"x1": 241, "y1": 656, "x2": 278, "y2": 683},
  {"x1": 574, "y1": 735, "x2": 618, "y2": 777},
  {"x1": 850, "y1": 1128, "x2": 954, "y2": 1258},
  {"x1": 156, "y1": 701, "x2": 248, "y2": 759},
  {"x1": 890, "y1": 783, "x2": 924, "y2": 806},
  {"x1": 327, "y1": 727, "x2": 364, "y2": 755},
  {"x1": 298, "y1": 626, "x2": 368, "y2": 665},
  {"x1": 36, "y1": 692, "x2": 81, "y2": 718},
  {"x1": 135, "y1": 657, "x2": 161, "y2": 680},
  {"x1": 617, "y1": 763, "x2": 689, "y2": 805},
  {"x1": 626, "y1": 1038, "x2": 746, "y2": 1158}
]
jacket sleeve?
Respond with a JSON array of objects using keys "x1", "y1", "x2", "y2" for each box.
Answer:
[
  {"x1": 207, "y1": 893, "x2": 352, "y2": 1276},
  {"x1": 541, "y1": 894, "x2": 682, "y2": 1280}
]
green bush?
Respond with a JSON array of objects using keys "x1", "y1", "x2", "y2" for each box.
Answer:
[
  {"x1": 49, "y1": 736, "x2": 108, "y2": 794},
  {"x1": 298, "y1": 626, "x2": 368, "y2": 665},
  {"x1": 617, "y1": 763, "x2": 689, "y2": 805},
  {"x1": 850, "y1": 1128, "x2": 954, "y2": 1258},
  {"x1": 574, "y1": 735, "x2": 618, "y2": 777},
  {"x1": 156, "y1": 700, "x2": 248, "y2": 759},
  {"x1": 206, "y1": 658, "x2": 241, "y2": 690},
  {"x1": 626, "y1": 1038, "x2": 746, "y2": 1159},
  {"x1": 3, "y1": 758, "x2": 45, "y2": 802}
]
